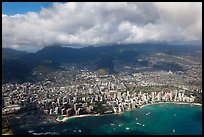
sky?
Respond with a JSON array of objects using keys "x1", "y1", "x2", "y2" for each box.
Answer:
[
  {"x1": 2, "y1": 2, "x2": 53, "y2": 15},
  {"x1": 2, "y1": 2, "x2": 202, "y2": 52}
]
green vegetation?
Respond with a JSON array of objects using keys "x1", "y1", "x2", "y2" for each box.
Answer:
[
  {"x1": 126, "y1": 85, "x2": 135, "y2": 92},
  {"x1": 92, "y1": 102, "x2": 113, "y2": 114},
  {"x1": 2, "y1": 116, "x2": 14, "y2": 135},
  {"x1": 96, "y1": 69, "x2": 108, "y2": 75},
  {"x1": 127, "y1": 85, "x2": 182, "y2": 93},
  {"x1": 194, "y1": 93, "x2": 202, "y2": 104},
  {"x1": 57, "y1": 115, "x2": 66, "y2": 120},
  {"x1": 2, "y1": 127, "x2": 13, "y2": 135},
  {"x1": 33, "y1": 65, "x2": 53, "y2": 73}
]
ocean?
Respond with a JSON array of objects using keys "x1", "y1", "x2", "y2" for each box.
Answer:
[{"x1": 12, "y1": 103, "x2": 202, "y2": 135}]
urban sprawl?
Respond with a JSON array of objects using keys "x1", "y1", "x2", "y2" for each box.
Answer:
[{"x1": 2, "y1": 70, "x2": 202, "y2": 119}]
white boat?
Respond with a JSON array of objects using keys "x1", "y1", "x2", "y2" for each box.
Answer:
[
  {"x1": 33, "y1": 133, "x2": 43, "y2": 135},
  {"x1": 28, "y1": 130, "x2": 34, "y2": 133},
  {"x1": 62, "y1": 129, "x2": 67, "y2": 132},
  {"x1": 118, "y1": 124, "x2": 123, "y2": 127},
  {"x1": 126, "y1": 127, "x2": 130, "y2": 130},
  {"x1": 146, "y1": 112, "x2": 151, "y2": 115},
  {"x1": 136, "y1": 122, "x2": 142, "y2": 126}
]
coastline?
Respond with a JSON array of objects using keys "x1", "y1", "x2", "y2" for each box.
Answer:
[
  {"x1": 10, "y1": 101, "x2": 202, "y2": 135},
  {"x1": 56, "y1": 114, "x2": 101, "y2": 122},
  {"x1": 55, "y1": 102, "x2": 202, "y2": 122},
  {"x1": 2, "y1": 129, "x2": 14, "y2": 135},
  {"x1": 139, "y1": 102, "x2": 202, "y2": 109}
]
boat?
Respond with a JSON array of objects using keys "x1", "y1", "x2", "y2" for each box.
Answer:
[
  {"x1": 28, "y1": 130, "x2": 35, "y2": 133},
  {"x1": 118, "y1": 124, "x2": 123, "y2": 127},
  {"x1": 136, "y1": 122, "x2": 142, "y2": 126},
  {"x1": 33, "y1": 132, "x2": 43, "y2": 135},
  {"x1": 146, "y1": 112, "x2": 151, "y2": 115}
]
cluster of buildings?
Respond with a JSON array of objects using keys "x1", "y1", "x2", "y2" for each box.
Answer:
[{"x1": 2, "y1": 70, "x2": 200, "y2": 117}]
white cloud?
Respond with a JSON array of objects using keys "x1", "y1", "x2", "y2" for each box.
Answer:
[{"x1": 2, "y1": 2, "x2": 202, "y2": 51}]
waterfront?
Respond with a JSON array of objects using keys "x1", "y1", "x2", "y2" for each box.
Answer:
[{"x1": 11, "y1": 103, "x2": 202, "y2": 135}]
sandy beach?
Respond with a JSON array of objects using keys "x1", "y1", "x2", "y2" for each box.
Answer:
[
  {"x1": 56, "y1": 114, "x2": 101, "y2": 122},
  {"x1": 139, "y1": 102, "x2": 202, "y2": 108}
]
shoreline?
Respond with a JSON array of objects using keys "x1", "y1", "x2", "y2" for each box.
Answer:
[
  {"x1": 139, "y1": 102, "x2": 202, "y2": 108},
  {"x1": 55, "y1": 102, "x2": 202, "y2": 122},
  {"x1": 2, "y1": 128, "x2": 14, "y2": 135},
  {"x1": 56, "y1": 114, "x2": 101, "y2": 122}
]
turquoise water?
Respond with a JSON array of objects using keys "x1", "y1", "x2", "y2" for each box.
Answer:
[{"x1": 12, "y1": 103, "x2": 202, "y2": 135}]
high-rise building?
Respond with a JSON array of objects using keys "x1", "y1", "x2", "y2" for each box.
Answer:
[
  {"x1": 52, "y1": 102, "x2": 56, "y2": 109},
  {"x1": 45, "y1": 101, "x2": 49, "y2": 110},
  {"x1": 82, "y1": 97, "x2": 86, "y2": 102},
  {"x1": 95, "y1": 95, "x2": 98, "y2": 101},
  {"x1": 117, "y1": 92, "x2": 122, "y2": 101},
  {"x1": 157, "y1": 92, "x2": 161, "y2": 102},
  {"x1": 128, "y1": 103, "x2": 131, "y2": 109},
  {"x1": 62, "y1": 96, "x2": 67, "y2": 105},
  {"x1": 66, "y1": 108, "x2": 72, "y2": 116},
  {"x1": 111, "y1": 83, "x2": 114, "y2": 90},
  {"x1": 151, "y1": 92, "x2": 154, "y2": 102},
  {"x1": 73, "y1": 96, "x2": 77, "y2": 102},
  {"x1": 49, "y1": 109, "x2": 53, "y2": 115},
  {"x1": 57, "y1": 98, "x2": 61, "y2": 106},
  {"x1": 68, "y1": 98, "x2": 71, "y2": 104},
  {"x1": 178, "y1": 92, "x2": 182, "y2": 101},
  {"x1": 113, "y1": 94, "x2": 117, "y2": 99},
  {"x1": 174, "y1": 90, "x2": 177, "y2": 102},
  {"x1": 127, "y1": 91, "x2": 130, "y2": 97},
  {"x1": 76, "y1": 108, "x2": 82, "y2": 115},
  {"x1": 131, "y1": 101, "x2": 136, "y2": 109},
  {"x1": 55, "y1": 107, "x2": 59, "y2": 115},
  {"x1": 118, "y1": 105, "x2": 122, "y2": 113},
  {"x1": 61, "y1": 108, "x2": 65, "y2": 115},
  {"x1": 74, "y1": 103, "x2": 77, "y2": 112},
  {"x1": 100, "y1": 96, "x2": 103, "y2": 101}
]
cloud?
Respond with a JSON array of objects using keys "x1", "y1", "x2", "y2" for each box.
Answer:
[{"x1": 2, "y1": 2, "x2": 202, "y2": 51}]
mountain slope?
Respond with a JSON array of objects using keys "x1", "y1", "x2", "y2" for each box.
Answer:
[
  {"x1": 2, "y1": 44, "x2": 201, "y2": 83},
  {"x1": 2, "y1": 48, "x2": 28, "y2": 59}
]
